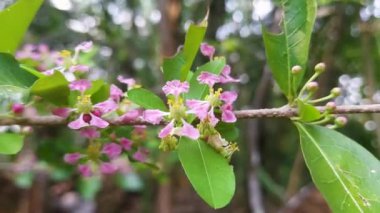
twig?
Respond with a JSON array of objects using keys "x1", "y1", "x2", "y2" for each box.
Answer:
[{"x1": 1, "y1": 104, "x2": 380, "y2": 126}]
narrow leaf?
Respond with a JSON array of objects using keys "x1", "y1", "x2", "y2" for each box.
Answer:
[
  {"x1": 296, "y1": 123, "x2": 380, "y2": 212},
  {"x1": 0, "y1": 0, "x2": 44, "y2": 54},
  {"x1": 0, "y1": 133, "x2": 24, "y2": 154},
  {"x1": 127, "y1": 88, "x2": 167, "y2": 111},
  {"x1": 178, "y1": 137, "x2": 235, "y2": 209},
  {"x1": 31, "y1": 71, "x2": 70, "y2": 106},
  {"x1": 263, "y1": 0, "x2": 317, "y2": 100}
]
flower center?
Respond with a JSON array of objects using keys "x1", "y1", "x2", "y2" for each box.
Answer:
[
  {"x1": 77, "y1": 95, "x2": 93, "y2": 113},
  {"x1": 82, "y1": 114, "x2": 92, "y2": 123},
  {"x1": 206, "y1": 88, "x2": 222, "y2": 107},
  {"x1": 169, "y1": 98, "x2": 186, "y2": 121}
]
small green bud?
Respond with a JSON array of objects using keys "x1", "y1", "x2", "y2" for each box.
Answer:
[
  {"x1": 335, "y1": 116, "x2": 347, "y2": 127},
  {"x1": 331, "y1": 87, "x2": 341, "y2": 97},
  {"x1": 325, "y1": 101, "x2": 336, "y2": 112},
  {"x1": 315, "y1": 62, "x2": 326, "y2": 73},
  {"x1": 306, "y1": 81, "x2": 319, "y2": 92},
  {"x1": 159, "y1": 136, "x2": 178, "y2": 151},
  {"x1": 291, "y1": 65, "x2": 302, "y2": 74}
]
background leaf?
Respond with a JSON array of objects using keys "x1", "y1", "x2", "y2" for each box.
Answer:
[
  {"x1": 263, "y1": 0, "x2": 317, "y2": 100},
  {"x1": 177, "y1": 137, "x2": 235, "y2": 209},
  {"x1": 296, "y1": 123, "x2": 380, "y2": 212},
  {"x1": 0, "y1": 0, "x2": 44, "y2": 54},
  {"x1": 0, "y1": 133, "x2": 24, "y2": 155},
  {"x1": 127, "y1": 88, "x2": 167, "y2": 111},
  {"x1": 30, "y1": 71, "x2": 70, "y2": 106}
]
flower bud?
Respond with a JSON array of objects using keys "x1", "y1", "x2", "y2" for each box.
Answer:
[
  {"x1": 335, "y1": 116, "x2": 348, "y2": 127},
  {"x1": 331, "y1": 87, "x2": 341, "y2": 97},
  {"x1": 325, "y1": 102, "x2": 336, "y2": 112},
  {"x1": 315, "y1": 62, "x2": 326, "y2": 73},
  {"x1": 306, "y1": 81, "x2": 319, "y2": 92},
  {"x1": 11, "y1": 103, "x2": 24, "y2": 114},
  {"x1": 291, "y1": 65, "x2": 302, "y2": 74}
]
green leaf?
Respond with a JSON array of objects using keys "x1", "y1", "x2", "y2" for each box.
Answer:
[
  {"x1": 215, "y1": 122, "x2": 239, "y2": 141},
  {"x1": 263, "y1": 0, "x2": 317, "y2": 100},
  {"x1": 31, "y1": 71, "x2": 70, "y2": 106},
  {"x1": 127, "y1": 88, "x2": 167, "y2": 111},
  {"x1": 78, "y1": 176, "x2": 102, "y2": 200},
  {"x1": 20, "y1": 64, "x2": 45, "y2": 78},
  {"x1": 162, "y1": 22, "x2": 207, "y2": 81},
  {"x1": 297, "y1": 100, "x2": 322, "y2": 122},
  {"x1": 85, "y1": 80, "x2": 110, "y2": 104},
  {"x1": 177, "y1": 137, "x2": 235, "y2": 209},
  {"x1": 318, "y1": 0, "x2": 364, "y2": 5},
  {"x1": 295, "y1": 123, "x2": 380, "y2": 212},
  {"x1": 0, "y1": 133, "x2": 24, "y2": 154},
  {"x1": 186, "y1": 58, "x2": 226, "y2": 100},
  {"x1": 0, "y1": 53, "x2": 37, "y2": 88},
  {"x1": 0, "y1": 0, "x2": 44, "y2": 54}
]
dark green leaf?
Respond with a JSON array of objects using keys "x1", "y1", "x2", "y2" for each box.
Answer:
[
  {"x1": 162, "y1": 52, "x2": 186, "y2": 81},
  {"x1": 297, "y1": 100, "x2": 322, "y2": 122},
  {"x1": 178, "y1": 137, "x2": 235, "y2": 209},
  {"x1": 296, "y1": 123, "x2": 380, "y2": 212},
  {"x1": 31, "y1": 71, "x2": 70, "y2": 106},
  {"x1": 215, "y1": 122, "x2": 239, "y2": 141},
  {"x1": 127, "y1": 88, "x2": 167, "y2": 111},
  {"x1": 0, "y1": 133, "x2": 24, "y2": 154},
  {"x1": 186, "y1": 58, "x2": 226, "y2": 100},
  {"x1": 0, "y1": 0, "x2": 44, "y2": 54},
  {"x1": 0, "y1": 53, "x2": 37, "y2": 88},
  {"x1": 20, "y1": 64, "x2": 45, "y2": 78},
  {"x1": 263, "y1": 0, "x2": 317, "y2": 100}
]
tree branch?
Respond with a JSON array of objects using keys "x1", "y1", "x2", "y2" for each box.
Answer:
[{"x1": 1, "y1": 104, "x2": 380, "y2": 126}]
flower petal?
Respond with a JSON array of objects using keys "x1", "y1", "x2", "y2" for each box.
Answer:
[
  {"x1": 78, "y1": 164, "x2": 92, "y2": 177},
  {"x1": 94, "y1": 99, "x2": 118, "y2": 114},
  {"x1": 186, "y1": 100, "x2": 210, "y2": 120},
  {"x1": 200, "y1": 43, "x2": 215, "y2": 59},
  {"x1": 143, "y1": 110, "x2": 166, "y2": 124},
  {"x1": 120, "y1": 138, "x2": 133, "y2": 151},
  {"x1": 197, "y1": 72, "x2": 220, "y2": 87},
  {"x1": 100, "y1": 163, "x2": 118, "y2": 174},
  {"x1": 179, "y1": 120, "x2": 200, "y2": 140},
  {"x1": 69, "y1": 79, "x2": 91, "y2": 92},
  {"x1": 110, "y1": 84, "x2": 123, "y2": 102},
  {"x1": 133, "y1": 148, "x2": 149, "y2": 162},
  {"x1": 80, "y1": 128, "x2": 100, "y2": 139},
  {"x1": 75, "y1": 41, "x2": 93, "y2": 53},
  {"x1": 220, "y1": 91, "x2": 238, "y2": 105},
  {"x1": 89, "y1": 113, "x2": 109, "y2": 128},
  {"x1": 68, "y1": 114, "x2": 89, "y2": 129},
  {"x1": 162, "y1": 80, "x2": 189, "y2": 97},
  {"x1": 159, "y1": 121, "x2": 174, "y2": 139},
  {"x1": 102, "y1": 143, "x2": 122, "y2": 159},
  {"x1": 64, "y1": 153, "x2": 82, "y2": 164}
]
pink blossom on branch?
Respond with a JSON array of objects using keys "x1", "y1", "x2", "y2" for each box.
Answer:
[
  {"x1": 75, "y1": 41, "x2": 93, "y2": 53},
  {"x1": 102, "y1": 143, "x2": 122, "y2": 159},
  {"x1": 100, "y1": 162, "x2": 118, "y2": 174},
  {"x1": 197, "y1": 72, "x2": 220, "y2": 88},
  {"x1": 64, "y1": 153, "x2": 82, "y2": 164},
  {"x1": 69, "y1": 79, "x2": 91, "y2": 92},
  {"x1": 200, "y1": 43, "x2": 215, "y2": 59},
  {"x1": 68, "y1": 113, "x2": 109, "y2": 129},
  {"x1": 162, "y1": 80, "x2": 189, "y2": 97},
  {"x1": 117, "y1": 75, "x2": 136, "y2": 88},
  {"x1": 78, "y1": 164, "x2": 92, "y2": 177}
]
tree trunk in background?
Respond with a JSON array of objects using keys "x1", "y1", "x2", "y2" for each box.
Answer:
[{"x1": 156, "y1": 0, "x2": 181, "y2": 212}]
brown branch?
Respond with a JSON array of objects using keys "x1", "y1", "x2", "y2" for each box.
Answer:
[{"x1": 2, "y1": 104, "x2": 380, "y2": 126}]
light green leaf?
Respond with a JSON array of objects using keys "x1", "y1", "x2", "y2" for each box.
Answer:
[
  {"x1": 296, "y1": 123, "x2": 380, "y2": 212},
  {"x1": 0, "y1": 0, "x2": 44, "y2": 54},
  {"x1": 78, "y1": 176, "x2": 102, "y2": 200},
  {"x1": 318, "y1": 0, "x2": 364, "y2": 5},
  {"x1": 177, "y1": 137, "x2": 235, "y2": 209},
  {"x1": 31, "y1": 71, "x2": 70, "y2": 106},
  {"x1": 263, "y1": 0, "x2": 317, "y2": 100},
  {"x1": 0, "y1": 53, "x2": 37, "y2": 88},
  {"x1": 162, "y1": 22, "x2": 207, "y2": 81},
  {"x1": 297, "y1": 100, "x2": 322, "y2": 122},
  {"x1": 186, "y1": 58, "x2": 226, "y2": 100},
  {"x1": 0, "y1": 133, "x2": 24, "y2": 154},
  {"x1": 127, "y1": 88, "x2": 167, "y2": 111},
  {"x1": 85, "y1": 80, "x2": 110, "y2": 104},
  {"x1": 20, "y1": 64, "x2": 45, "y2": 78}
]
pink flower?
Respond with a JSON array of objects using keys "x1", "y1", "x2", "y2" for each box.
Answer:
[
  {"x1": 159, "y1": 121, "x2": 174, "y2": 138},
  {"x1": 119, "y1": 109, "x2": 141, "y2": 123},
  {"x1": 220, "y1": 91, "x2": 238, "y2": 105},
  {"x1": 102, "y1": 143, "x2": 122, "y2": 159},
  {"x1": 162, "y1": 80, "x2": 189, "y2": 97},
  {"x1": 219, "y1": 65, "x2": 240, "y2": 83},
  {"x1": 64, "y1": 153, "x2": 82, "y2": 164},
  {"x1": 100, "y1": 163, "x2": 118, "y2": 174},
  {"x1": 110, "y1": 84, "x2": 123, "y2": 102},
  {"x1": 42, "y1": 69, "x2": 55, "y2": 76},
  {"x1": 68, "y1": 113, "x2": 109, "y2": 129},
  {"x1": 93, "y1": 99, "x2": 118, "y2": 114},
  {"x1": 143, "y1": 110, "x2": 168, "y2": 124},
  {"x1": 11, "y1": 103, "x2": 24, "y2": 114},
  {"x1": 52, "y1": 108, "x2": 71, "y2": 118},
  {"x1": 221, "y1": 104, "x2": 236, "y2": 123},
  {"x1": 120, "y1": 138, "x2": 133, "y2": 151},
  {"x1": 197, "y1": 72, "x2": 220, "y2": 87},
  {"x1": 69, "y1": 79, "x2": 91, "y2": 92},
  {"x1": 200, "y1": 43, "x2": 215, "y2": 59},
  {"x1": 186, "y1": 100, "x2": 210, "y2": 120},
  {"x1": 80, "y1": 128, "x2": 100, "y2": 139},
  {"x1": 75, "y1": 41, "x2": 93, "y2": 53},
  {"x1": 133, "y1": 148, "x2": 149, "y2": 162},
  {"x1": 69, "y1": 65, "x2": 90, "y2": 73},
  {"x1": 78, "y1": 164, "x2": 92, "y2": 177},
  {"x1": 178, "y1": 120, "x2": 200, "y2": 140},
  {"x1": 117, "y1": 75, "x2": 136, "y2": 88}
]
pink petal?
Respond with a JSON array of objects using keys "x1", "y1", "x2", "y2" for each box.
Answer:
[
  {"x1": 162, "y1": 80, "x2": 189, "y2": 97},
  {"x1": 68, "y1": 114, "x2": 89, "y2": 129},
  {"x1": 89, "y1": 113, "x2": 109, "y2": 128},
  {"x1": 143, "y1": 110, "x2": 166, "y2": 124},
  {"x1": 197, "y1": 72, "x2": 220, "y2": 87},
  {"x1": 221, "y1": 104, "x2": 236, "y2": 123},
  {"x1": 64, "y1": 153, "x2": 82, "y2": 164},
  {"x1": 159, "y1": 121, "x2": 174, "y2": 139},
  {"x1": 219, "y1": 65, "x2": 240, "y2": 83},
  {"x1": 102, "y1": 143, "x2": 122, "y2": 159},
  {"x1": 208, "y1": 109, "x2": 219, "y2": 126},
  {"x1": 80, "y1": 128, "x2": 100, "y2": 139},
  {"x1": 69, "y1": 79, "x2": 91, "y2": 92},
  {"x1": 52, "y1": 107, "x2": 71, "y2": 118},
  {"x1": 133, "y1": 148, "x2": 149, "y2": 162},
  {"x1": 200, "y1": 43, "x2": 215, "y2": 59},
  {"x1": 179, "y1": 120, "x2": 200, "y2": 140},
  {"x1": 100, "y1": 163, "x2": 118, "y2": 174},
  {"x1": 94, "y1": 99, "x2": 118, "y2": 114},
  {"x1": 75, "y1": 41, "x2": 93, "y2": 53},
  {"x1": 220, "y1": 91, "x2": 238, "y2": 105},
  {"x1": 186, "y1": 99, "x2": 210, "y2": 120},
  {"x1": 110, "y1": 84, "x2": 123, "y2": 102},
  {"x1": 119, "y1": 109, "x2": 140, "y2": 123},
  {"x1": 117, "y1": 75, "x2": 136, "y2": 88},
  {"x1": 120, "y1": 138, "x2": 133, "y2": 151},
  {"x1": 78, "y1": 164, "x2": 92, "y2": 177},
  {"x1": 69, "y1": 64, "x2": 90, "y2": 73}
]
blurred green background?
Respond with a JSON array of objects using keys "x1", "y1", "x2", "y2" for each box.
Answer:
[{"x1": 1, "y1": 0, "x2": 380, "y2": 212}]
